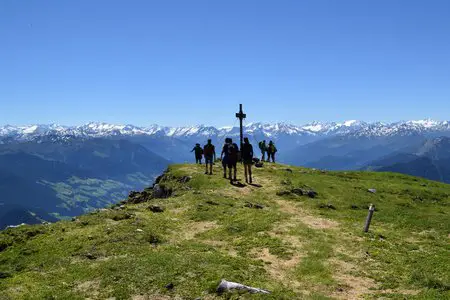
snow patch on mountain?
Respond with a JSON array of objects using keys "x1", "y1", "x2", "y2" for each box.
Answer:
[
  {"x1": 302, "y1": 122, "x2": 325, "y2": 132},
  {"x1": 1, "y1": 120, "x2": 450, "y2": 142},
  {"x1": 343, "y1": 120, "x2": 358, "y2": 126},
  {"x1": 407, "y1": 119, "x2": 441, "y2": 128}
]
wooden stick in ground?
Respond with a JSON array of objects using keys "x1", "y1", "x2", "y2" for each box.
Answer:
[{"x1": 364, "y1": 204, "x2": 375, "y2": 232}]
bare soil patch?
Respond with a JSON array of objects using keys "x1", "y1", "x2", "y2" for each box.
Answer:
[
  {"x1": 179, "y1": 221, "x2": 219, "y2": 240},
  {"x1": 201, "y1": 239, "x2": 238, "y2": 257},
  {"x1": 251, "y1": 248, "x2": 302, "y2": 283},
  {"x1": 276, "y1": 199, "x2": 339, "y2": 230},
  {"x1": 330, "y1": 258, "x2": 377, "y2": 300},
  {"x1": 74, "y1": 280, "x2": 101, "y2": 298}
]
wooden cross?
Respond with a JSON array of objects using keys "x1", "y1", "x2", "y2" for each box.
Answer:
[{"x1": 235, "y1": 104, "x2": 246, "y2": 151}]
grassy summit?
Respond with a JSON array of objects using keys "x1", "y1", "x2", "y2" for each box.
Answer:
[{"x1": 1, "y1": 163, "x2": 449, "y2": 299}]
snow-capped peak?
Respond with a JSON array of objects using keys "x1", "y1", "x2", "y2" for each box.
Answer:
[
  {"x1": 301, "y1": 121, "x2": 327, "y2": 132},
  {"x1": 407, "y1": 119, "x2": 440, "y2": 128},
  {"x1": 342, "y1": 120, "x2": 358, "y2": 126},
  {"x1": 1, "y1": 119, "x2": 449, "y2": 142}
]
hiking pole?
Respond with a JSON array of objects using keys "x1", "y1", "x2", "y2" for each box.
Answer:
[{"x1": 363, "y1": 204, "x2": 375, "y2": 233}]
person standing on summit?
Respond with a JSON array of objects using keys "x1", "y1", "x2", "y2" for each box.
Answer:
[
  {"x1": 258, "y1": 140, "x2": 267, "y2": 161},
  {"x1": 203, "y1": 139, "x2": 216, "y2": 175},
  {"x1": 267, "y1": 141, "x2": 277, "y2": 163},
  {"x1": 242, "y1": 137, "x2": 254, "y2": 183},
  {"x1": 221, "y1": 138, "x2": 239, "y2": 182},
  {"x1": 191, "y1": 143, "x2": 203, "y2": 164}
]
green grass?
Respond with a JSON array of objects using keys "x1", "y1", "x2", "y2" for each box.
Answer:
[
  {"x1": 38, "y1": 177, "x2": 140, "y2": 217},
  {"x1": 1, "y1": 163, "x2": 449, "y2": 299}
]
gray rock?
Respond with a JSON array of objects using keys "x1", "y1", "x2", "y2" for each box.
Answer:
[
  {"x1": 178, "y1": 176, "x2": 192, "y2": 183},
  {"x1": 368, "y1": 189, "x2": 377, "y2": 193},
  {"x1": 307, "y1": 190, "x2": 318, "y2": 198},
  {"x1": 152, "y1": 184, "x2": 172, "y2": 199},
  {"x1": 85, "y1": 253, "x2": 97, "y2": 260},
  {"x1": 290, "y1": 188, "x2": 317, "y2": 198},
  {"x1": 127, "y1": 190, "x2": 151, "y2": 204},
  {"x1": 244, "y1": 202, "x2": 264, "y2": 209},
  {"x1": 276, "y1": 190, "x2": 292, "y2": 196},
  {"x1": 291, "y1": 188, "x2": 304, "y2": 195},
  {"x1": 319, "y1": 203, "x2": 336, "y2": 210},
  {"x1": 148, "y1": 205, "x2": 165, "y2": 213}
]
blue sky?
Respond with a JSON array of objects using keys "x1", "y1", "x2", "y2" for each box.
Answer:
[{"x1": 1, "y1": 0, "x2": 449, "y2": 127}]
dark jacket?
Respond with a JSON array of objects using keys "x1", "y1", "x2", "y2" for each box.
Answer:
[
  {"x1": 222, "y1": 143, "x2": 239, "y2": 161},
  {"x1": 203, "y1": 143, "x2": 216, "y2": 158},
  {"x1": 192, "y1": 145, "x2": 203, "y2": 156},
  {"x1": 242, "y1": 143, "x2": 254, "y2": 160}
]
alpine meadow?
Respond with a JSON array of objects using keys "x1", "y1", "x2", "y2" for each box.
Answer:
[{"x1": 1, "y1": 1, "x2": 450, "y2": 299}]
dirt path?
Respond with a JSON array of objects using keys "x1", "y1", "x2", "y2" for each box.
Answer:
[{"x1": 275, "y1": 199, "x2": 339, "y2": 230}]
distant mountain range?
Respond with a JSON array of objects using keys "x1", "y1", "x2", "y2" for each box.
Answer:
[
  {"x1": 2, "y1": 119, "x2": 450, "y2": 142},
  {"x1": 1, "y1": 119, "x2": 449, "y2": 228},
  {"x1": 2, "y1": 119, "x2": 450, "y2": 162}
]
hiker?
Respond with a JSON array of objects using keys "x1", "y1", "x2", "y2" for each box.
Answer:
[
  {"x1": 191, "y1": 143, "x2": 203, "y2": 164},
  {"x1": 267, "y1": 141, "x2": 277, "y2": 163},
  {"x1": 203, "y1": 139, "x2": 216, "y2": 175},
  {"x1": 242, "y1": 137, "x2": 254, "y2": 183},
  {"x1": 258, "y1": 140, "x2": 267, "y2": 161},
  {"x1": 221, "y1": 137, "x2": 239, "y2": 182}
]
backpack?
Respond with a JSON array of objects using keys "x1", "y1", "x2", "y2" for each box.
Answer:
[
  {"x1": 258, "y1": 141, "x2": 265, "y2": 150},
  {"x1": 228, "y1": 143, "x2": 238, "y2": 158},
  {"x1": 269, "y1": 144, "x2": 277, "y2": 153},
  {"x1": 204, "y1": 144, "x2": 215, "y2": 156}
]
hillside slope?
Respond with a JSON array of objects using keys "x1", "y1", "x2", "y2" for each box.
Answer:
[
  {"x1": 1, "y1": 163, "x2": 449, "y2": 299},
  {"x1": 364, "y1": 137, "x2": 450, "y2": 183},
  {"x1": 0, "y1": 139, "x2": 170, "y2": 227}
]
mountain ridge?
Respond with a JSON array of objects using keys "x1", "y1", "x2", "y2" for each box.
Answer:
[
  {"x1": 2, "y1": 119, "x2": 450, "y2": 142},
  {"x1": 363, "y1": 136, "x2": 450, "y2": 183}
]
